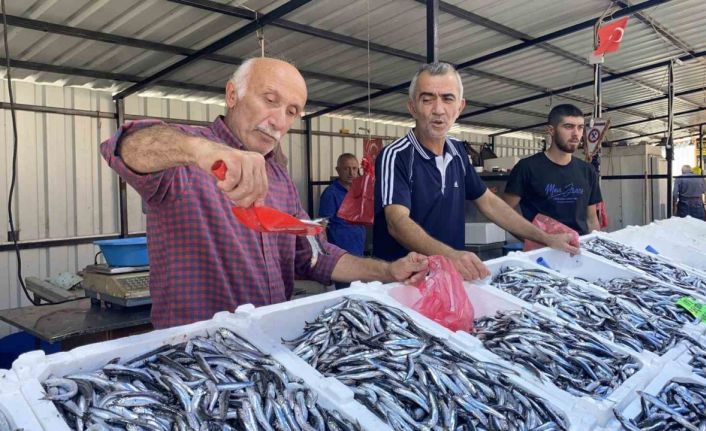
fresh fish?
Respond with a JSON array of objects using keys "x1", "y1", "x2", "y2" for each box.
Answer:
[
  {"x1": 474, "y1": 308, "x2": 641, "y2": 400},
  {"x1": 594, "y1": 276, "x2": 700, "y2": 326},
  {"x1": 44, "y1": 328, "x2": 359, "y2": 431},
  {"x1": 492, "y1": 267, "x2": 688, "y2": 354},
  {"x1": 584, "y1": 237, "x2": 706, "y2": 294},
  {"x1": 284, "y1": 298, "x2": 569, "y2": 431},
  {"x1": 617, "y1": 381, "x2": 706, "y2": 430}
]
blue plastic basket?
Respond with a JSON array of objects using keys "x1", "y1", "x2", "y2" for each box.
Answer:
[{"x1": 94, "y1": 237, "x2": 149, "y2": 267}]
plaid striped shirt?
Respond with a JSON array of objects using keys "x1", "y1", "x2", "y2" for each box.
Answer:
[{"x1": 101, "y1": 117, "x2": 345, "y2": 328}]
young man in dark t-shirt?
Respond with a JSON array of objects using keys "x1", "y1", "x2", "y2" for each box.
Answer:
[{"x1": 503, "y1": 104, "x2": 602, "y2": 235}]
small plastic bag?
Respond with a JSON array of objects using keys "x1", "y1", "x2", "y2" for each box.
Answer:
[
  {"x1": 411, "y1": 255, "x2": 474, "y2": 332},
  {"x1": 523, "y1": 213, "x2": 580, "y2": 252}
]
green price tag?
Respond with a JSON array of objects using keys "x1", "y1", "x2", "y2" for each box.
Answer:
[{"x1": 676, "y1": 297, "x2": 706, "y2": 323}]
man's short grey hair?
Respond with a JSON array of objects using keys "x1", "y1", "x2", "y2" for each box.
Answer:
[
  {"x1": 230, "y1": 56, "x2": 298, "y2": 99},
  {"x1": 408, "y1": 62, "x2": 464, "y2": 100},
  {"x1": 230, "y1": 58, "x2": 256, "y2": 99},
  {"x1": 682, "y1": 164, "x2": 693, "y2": 174}
]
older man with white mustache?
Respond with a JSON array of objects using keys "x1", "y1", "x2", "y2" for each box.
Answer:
[{"x1": 101, "y1": 57, "x2": 428, "y2": 329}]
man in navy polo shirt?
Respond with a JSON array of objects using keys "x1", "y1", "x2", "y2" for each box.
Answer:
[{"x1": 373, "y1": 62, "x2": 579, "y2": 280}]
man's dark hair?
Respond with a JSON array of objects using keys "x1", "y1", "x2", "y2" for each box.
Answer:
[{"x1": 548, "y1": 104, "x2": 584, "y2": 127}]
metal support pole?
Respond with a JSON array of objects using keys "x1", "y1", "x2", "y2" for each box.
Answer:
[
  {"x1": 592, "y1": 21, "x2": 603, "y2": 175},
  {"x1": 699, "y1": 123, "x2": 704, "y2": 170},
  {"x1": 489, "y1": 135, "x2": 495, "y2": 154},
  {"x1": 426, "y1": 0, "x2": 439, "y2": 63},
  {"x1": 593, "y1": 64, "x2": 602, "y2": 118},
  {"x1": 666, "y1": 61, "x2": 674, "y2": 218},
  {"x1": 305, "y1": 118, "x2": 314, "y2": 217},
  {"x1": 116, "y1": 98, "x2": 129, "y2": 237}
]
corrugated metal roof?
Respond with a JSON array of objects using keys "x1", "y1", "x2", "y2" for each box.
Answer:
[{"x1": 1, "y1": 0, "x2": 704, "y2": 141}]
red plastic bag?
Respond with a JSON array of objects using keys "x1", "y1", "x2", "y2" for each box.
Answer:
[
  {"x1": 597, "y1": 201, "x2": 609, "y2": 229},
  {"x1": 524, "y1": 213, "x2": 580, "y2": 252},
  {"x1": 411, "y1": 256, "x2": 474, "y2": 332},
  {"x1": 337, "y1": 138, "x2": 381, "y2": 225}
]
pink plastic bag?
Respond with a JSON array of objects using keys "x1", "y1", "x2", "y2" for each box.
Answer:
[
  {"x1": 524, "y1": 213, "x2": 580, "y2": 252},
  {"x1": 411, "y1": 256, "x2": 474, "y2": 332}
]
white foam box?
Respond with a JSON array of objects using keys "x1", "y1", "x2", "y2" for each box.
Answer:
[
  {"x1": 235, "y1": 284, "x2": 596, "y2": 430},
  {"x1": 9, "y1": 311, "x2": 370, "y2": 431},
  {"x1": 483, "y1": 155, "x2": 524, "y2": 171},
  {"x1": 375, "y1": 271, "x2": 657, "y2": 429},
  {"x1": 608, "y1": 225, "x2": 706, "y2": 275},
  {"x1": 464, "y1": 222, "x2": 505, "y2": 244},
  {"x1": 604, "y1": 364, "x2": 706, "y2": 431},
  {"x1": 653, "y1": 217, "x2": 706, "y2": 252},
  {"x1": 0, "y1": 368, "x2": 45, "y2": 430}
]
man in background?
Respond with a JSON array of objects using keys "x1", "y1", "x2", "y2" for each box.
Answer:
[
  {"x1": 674, "y1": 164, "x2": 706, "y2": 219},
  {"x1": 319, "y1": 153, "x2": 367, "y2": 288},
  {"x1": 503, "y1": 104, "x2": 602, "y2": 235}
]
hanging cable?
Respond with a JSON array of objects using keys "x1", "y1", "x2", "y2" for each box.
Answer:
[{"x1": 3, "y1": 0, "x2": 83, "y2": 306}]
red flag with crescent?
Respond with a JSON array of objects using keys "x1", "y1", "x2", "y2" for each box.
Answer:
[{"x1": 594, "y1": 17, "x2": 629, "y2": 56}]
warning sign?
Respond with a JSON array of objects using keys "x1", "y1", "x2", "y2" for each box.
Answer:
[{"x1": 584, "y1": 118, "x2": 610, "y2": 161}]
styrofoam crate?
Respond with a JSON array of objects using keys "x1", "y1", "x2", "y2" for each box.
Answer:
[
  {"x1": 605, "y1": 364, "x2": 706, "y2": 431},
  {"x1": 653, "y1": 217, "x2": 706, "y2": 252},
  {"x1": 10, "y1": 311, "x2": 374, "y2": 431},
  {"x1": 0, "y1": 369, "x2": 45, "y2": 431},
  {"x1": 608, "y1": 226, "x2": 706, "y2": 275},
  {"x1": 238, "y1": 286, "x2": 597, "y2": 431}
]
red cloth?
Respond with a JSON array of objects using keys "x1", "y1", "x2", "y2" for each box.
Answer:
[
  {"x1": 594, "y1": 17, "x2": 629, "y2": 56},
  {"x1": 101, "y1": 117, "x2": 345, "y2": 328}
]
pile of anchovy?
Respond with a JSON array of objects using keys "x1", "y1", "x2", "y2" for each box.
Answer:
[
  {"x1": 689, "y1": 345, "x2": 706, "y2": 379},
  {"x1": 474, "y1": 309, "x2": 641, "y2": 399},
  {"x1": 492, "y1": 267, "x2": 687, "y2": 354},
  {"x1": 614, "y1": 381, "x2": 706, "y2": 430},
  {"x1": 594, "y1": 277, "x2": 699, "y2": 326},
  {"x1": 284, "y1": 298, "x2": 569, "y2": 431},
  {"x1": 42, "y1": 328, "x2": 358, "y2": 431},
  {"x1": 584, "y1": 237, "x2": 706, "y2": 294}
]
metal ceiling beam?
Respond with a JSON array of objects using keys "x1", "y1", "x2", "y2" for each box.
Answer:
[
  {"x1": 5, "y1": 15, "x2": 555, "y2": 124},
  {"x1": 613, "y1": 107, "x2": 705, "y2": 129},
  {"x1": 3, "y1": 57, "x2": 529, "y2": 133},
  {"x1": 3, "y1": 14, "x2": 398, "y2": 92},
  {"x1": 430, "y1": 0, "x2": 696, "y2": 119},
  {"x1": 305, "y1": 0, "x2": 669, "y2": 119},
  {"x1": 455, "y1": 0, "x2": 670, "y2": 70},
  {"x1": 427, "y1": 0, "x2": 439, "y2": 63},
  {"x1": 113, "y1": 0, "x2": 312, "y2": 100},
  {"x1": 489, "y1": 87, "x2": 706, "y2": 136},
  {"x1": 459, "y1": 48, "x2": 706, "y2": 120},
  {"x1": 168, "y1": 0, "x2": 426, "y2": 62}
]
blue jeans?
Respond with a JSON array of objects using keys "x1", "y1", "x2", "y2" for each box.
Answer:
[{"x1": 677, "y1": 200, "x2": 706, "y2": 219}]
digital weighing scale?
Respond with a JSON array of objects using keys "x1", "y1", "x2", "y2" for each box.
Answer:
[{"x1": 82, "y1": 264, "x2": 151, "y2": 308}]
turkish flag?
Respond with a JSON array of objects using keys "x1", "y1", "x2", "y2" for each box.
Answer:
[{"x1": 593, "y1": 17, "x2": 629, "y2": 56}]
